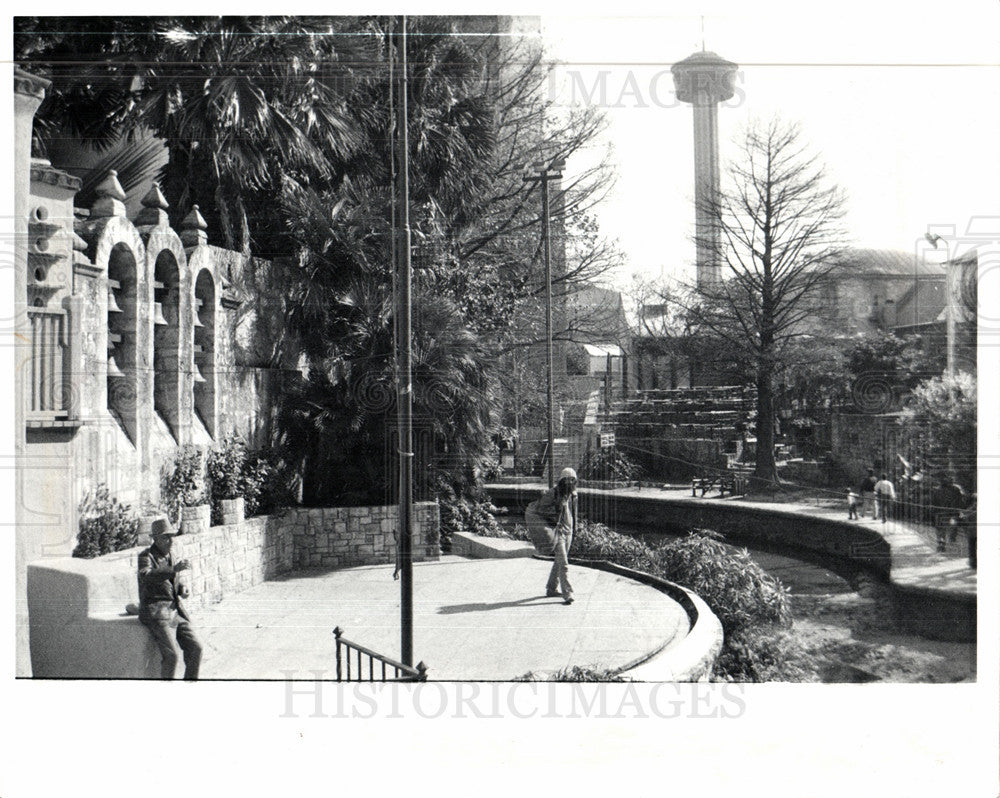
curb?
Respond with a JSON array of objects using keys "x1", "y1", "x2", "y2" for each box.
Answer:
[{"x1": 449, "y1": 529, "x2": 724, "y2": 681}]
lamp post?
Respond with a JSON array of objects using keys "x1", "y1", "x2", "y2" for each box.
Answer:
[
  {"x1": 524, "y1": 158, "x2": 565, "y2": 488},
  {"x1": 391, "y1": 15, "x2": 414, "y2": 667}
]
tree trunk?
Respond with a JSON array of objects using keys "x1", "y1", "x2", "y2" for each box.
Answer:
[
  {"x1": 214, "y1": 183, "x2": 236, "y2": 251},
  {"x1": 236, "y1": 195, "x2": 252, "y2": 258},
  {"x1": 752, "y1": 353, "x2": 779, "y2": 489}
]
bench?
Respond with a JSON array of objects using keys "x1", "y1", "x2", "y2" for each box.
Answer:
[{"x1": 691, "y1": 473, "x2": 748, "y2": 498}]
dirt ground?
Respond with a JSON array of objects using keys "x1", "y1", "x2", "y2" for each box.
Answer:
[
  {"x1": 786, "y1": 575, "x2": 976, "y2": 683},
  {"x1": 743, "y1": 546, "x2": 975, "y2": 683}
]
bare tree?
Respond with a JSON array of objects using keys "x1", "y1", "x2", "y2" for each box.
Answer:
[{"x1": 681, "y1": 118, "x2": 847, "y2": 487}]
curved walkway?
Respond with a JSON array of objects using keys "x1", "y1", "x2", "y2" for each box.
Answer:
[
  {"x1": 195, "y1": 556, "x2": 691, "y2": 681},
  {"x1": 487, "y1": 482, "x2": 976, "y2": 642},
  {"x1": 488, "y1": 483, "x2": 976, "y2": 598}
]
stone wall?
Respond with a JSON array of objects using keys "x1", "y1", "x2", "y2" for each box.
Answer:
[
  {"x1": 286, "y1": 501, "x2": 440, "y2": 569},
  {"x1": 27, "y1": 511, "x2": 293, "y2": 678},
  {"x1": 102, "y1": 515, "x2": 295, "y2": 608},
  {"x1": 25, "y1": 500, "x2": 439, "y2": 677}
]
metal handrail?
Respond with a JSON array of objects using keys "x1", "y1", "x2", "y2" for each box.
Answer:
[{"x1": 333, "y1": 627, "x2": 428, "y2": 682}]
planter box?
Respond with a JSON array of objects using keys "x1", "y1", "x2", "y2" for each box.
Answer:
[
  {"x1": 180, "y1": 504, "x2": 210, "y2": 534},
  {"x1": 220, "y1": 497, "x2": 245, "y2": 525}
]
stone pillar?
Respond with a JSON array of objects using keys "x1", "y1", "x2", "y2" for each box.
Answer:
[
  {"x1": 14, "y1": 69, "x2": 49, "y2": 449},
  {"x1": 14, "y1": 69, "x2": 48, "y2": 677}
]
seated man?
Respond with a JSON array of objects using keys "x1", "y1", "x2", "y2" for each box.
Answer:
[{"x1": 138, "y1": 518, "x2": 202, "y2": 680}]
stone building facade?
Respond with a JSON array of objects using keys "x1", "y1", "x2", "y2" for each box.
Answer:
[{"x1": 13, "y1": 69, "x2": 292, "y2": 674}]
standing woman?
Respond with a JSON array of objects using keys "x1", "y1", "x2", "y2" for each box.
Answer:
[{"x1": 524, "y1": 467, "x2": 578, "y2": 604}]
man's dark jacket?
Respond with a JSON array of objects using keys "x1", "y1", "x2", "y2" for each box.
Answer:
[{"x1": 137, "y1": 544, "x2": 190, "y2": 622}]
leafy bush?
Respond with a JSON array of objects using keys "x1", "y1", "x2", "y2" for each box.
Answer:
[
  {"x1": 207, "y1": 434, "x2": 247, "y2": 500},
  {"x1": 514, "y1": 666, "x2": 629, "y2": 682},
  {"x1": 654, "y1": 530, "x2": 791, "y2": 637},
  {"x1": 711, "y1": 629, "x2": 819, "y2": 682},
  {"x1": 566, "y1": 520, "x2": 795, "y2": 682},
  {"x1": 438, "y1": 485, "x2": 504, "y2": 543},
  {"x1": 242, "y1": 447, "x2": 296, "y2": 517},
  {"x1": 161, "y1": 445, "x2": 206, "y2": 523},
  {"x1": 570, "y1": 519, "x2": 657, "y2": 574},
  {"x1": 430, "y1": 469, "x2": 509, "y2": 551},
  {"x1": 205, "y1": 438, "x2": 296, "y2": 522},
  {"x1": 508, "y1": 523, "x2": 531, "y2": 542},
  {"x1": 577, "y1": 447, "x2": 643, "y2": 482},
  {"x1": 73, "y1": 484, "x2": 139, "y2": 559},
  {"x1": 478, "y1": 457, "x2": 503, "y2": 482}
]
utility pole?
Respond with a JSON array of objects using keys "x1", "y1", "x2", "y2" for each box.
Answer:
[
  {"x1": 391, "y1": 15, "x2": 414, "y2": 666},
  {"x1": 524, "y1": 159, "x2": 565, "y2": 488}
]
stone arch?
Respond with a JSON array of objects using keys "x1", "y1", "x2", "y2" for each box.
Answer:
[
  {"x1": 193, "y1": 268, "x2": 217, "y2": 438},
  {"x1": 107, "y1": 242, "x2": 140, "y2": 443},
  {"x1": 144, "y1": 229, "x2": 187, "y2": 442},
  {"x1": 91, "y1": 217, "x2": 145, "y2": 445},
  {"x1": 153, "y1": 249, "x2": 182, "y2": 438}
]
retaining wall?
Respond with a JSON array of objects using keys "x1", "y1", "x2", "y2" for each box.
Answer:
[
  {"x1": 287, "y1": 502, "x2": 440, "y2": 569},
  {"x1": 26, "y1": 501, "x2": 440, "y2": 677}
]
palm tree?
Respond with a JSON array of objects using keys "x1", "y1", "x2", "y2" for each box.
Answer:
[{"x1": 17, "y1": 15, "x2": 373, "y2": 255}]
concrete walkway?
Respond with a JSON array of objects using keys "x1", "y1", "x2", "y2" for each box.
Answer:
[{"x1": 195, "y1": 556, "x2": 689, "y2": 681}]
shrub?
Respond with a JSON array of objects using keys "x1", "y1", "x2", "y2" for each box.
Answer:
[
  {"x1": 438, "y1": 489, "x2": 504, "y2": 542},
  {"x1": 161, "y1": 445, "x2": 206, "y2": 523},
  {"x1": 433, "y1": 471, "x2": 507, "y2": 550},
  {"x1": 570, "y1": 519, "x2": 657, "y2": 574},
  {"x1": 204, "y1": 439, "x2": 297, "y2": 522},
  {"x1": 653, "y1": 530, "x2": 791, "y2": 637},
  {"x1": 577, "y1": 447, "x2": 643, "y2": 482},
  {"x1": 241, "y1": 448, "x2": 296, "y2": 517},
  {"x1": 207, "y1": 436, "x2": 246, "y2": 524},
  {"x1": 514, "y1": 666, "x2": 629, "y2": 682},
  {"x1": 478, "y1": 457, "x2": 503, "y2": 482},
  {"x1": 207, "y1": 435, "x2": 247, "y2": 501},
  {"x1": 711, "y1": 629, "x2": 820, "y2": 683},
  {"x1": 509, "y1": 523, "x2": 531, "y2": 542},
  {"x1": 73, "y1": 484, "x2": 139, "y2": 559},
  {"x1": 564, "y1": 521, "x2": 795, "y2": 682}
]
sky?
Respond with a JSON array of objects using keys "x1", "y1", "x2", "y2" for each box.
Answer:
[{"x1": 539, "y1": 2, "x2": 1000, "y2": 285}]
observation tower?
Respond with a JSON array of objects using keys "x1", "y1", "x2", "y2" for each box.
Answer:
[{"x1": 671, "y1": 49, "x2": 738, "y2": 288}]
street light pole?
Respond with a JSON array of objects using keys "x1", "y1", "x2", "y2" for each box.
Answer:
[
  {"x1": 524, "y1": 159, "x2": 565, "y2": 488},
  {"x1": 392, "y1": 15, "x2": 414, "y2": 667}
]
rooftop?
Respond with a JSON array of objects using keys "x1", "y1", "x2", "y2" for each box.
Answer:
[{"x1": 829, "y1": 248, "x2": 946, "y2": 279}]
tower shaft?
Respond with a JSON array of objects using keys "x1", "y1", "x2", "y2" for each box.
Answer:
[{"x1": 692, "y1": 99, "x2": 722, "y2": 286}]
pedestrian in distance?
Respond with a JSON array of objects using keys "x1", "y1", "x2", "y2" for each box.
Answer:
[
  {"x1": 874, "y1": 473, "x2": 896, "y2": 524},
  {"x1": 137, "y1": 517, "x2": 203, "y2": 679},
  {"x1": 524, "y1": 467, "x2": 579, "y2": 604},
  {"x1": 847, "y1": 488, "x2": 859, "y2": 520},
  {"x1": 860, "y1": 468, "x2": 877, "y2": 519},
  {"x1": 934, "y1": 475, "x2": 966, "y2": 552}
]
